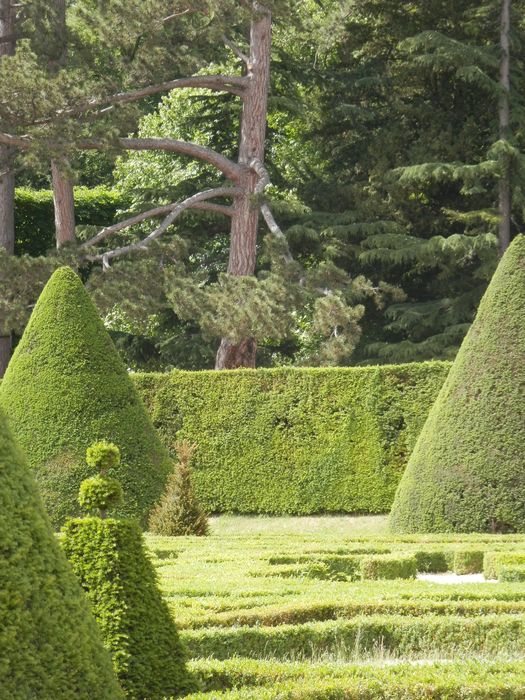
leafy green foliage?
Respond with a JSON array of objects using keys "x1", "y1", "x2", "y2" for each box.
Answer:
[
  {"x1": 0, "y1": 406, "x2": 123, "y2": 699},
  {"x1": 134, "y1": 361, "x2": 449, "y2": 515},
  {"x1": 149, "y1": 440, "x2": 209, "y2": 536},
  {"x1": 483, "y1": 553, "x2": 525, "y2": 581},
  {"x1": 0, "y1": 266, "x2": 172, "y2": 528},
  {"x1": 390, "y1": 236, "x2": 525, "y2": 533},
  {"x1": 62, "y1": 517, "x2": 192, "y2": 699}
]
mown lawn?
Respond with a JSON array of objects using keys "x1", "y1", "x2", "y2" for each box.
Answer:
[{"x1": 146, "y1": 516, "x2": 525, "y2": 698}]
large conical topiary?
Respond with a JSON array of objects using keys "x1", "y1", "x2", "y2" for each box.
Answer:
[
  {"x1": 0, "y1": 405, "x2": 123, "y2": 699},
  {"x1": 390, "y1": 235, "x2": 525, "y2": 533},
  {"x1": 0, "y1": 266, "x2": 171, "y2": 528}
]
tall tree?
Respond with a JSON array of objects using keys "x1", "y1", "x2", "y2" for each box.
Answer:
[{"x1": 498, "y1": 0, "x2": 511, "y2": 254}]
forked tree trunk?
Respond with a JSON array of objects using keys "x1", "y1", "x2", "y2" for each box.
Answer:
[
  {"x1": 215, "y1": 2, "x2": 271, "y2": 369},
  {"x1": 52, "y1": 158, "x2": 76, "y2": 248},
  {"x1": 0, "y1": 0, "x2": 15, "y2": 377},
  {"x1": 498, "y1": 0, "x2": 511, "y2": 255}
]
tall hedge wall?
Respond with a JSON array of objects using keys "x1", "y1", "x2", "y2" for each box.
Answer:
[
  {"x1": 15, "y1": 187, "x2": 125, "y2": 255},
  {"x1": 133, "y1": 362, "x2": 450, "y2": 515}
]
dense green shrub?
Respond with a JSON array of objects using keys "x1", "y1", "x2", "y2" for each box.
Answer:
[
  {"x1": 0, "y1": 405, "x2": 123, "y2": 699},
  {"x1": 390, "y1": 235, "x2": 525, "y2": 533},
  {"x1": 0, "y1": 267, "x2": 172, "y2": 528},
  {"x1": 62, "y1": 517, "x2": 192, "y2": 699},
  {"x1": 15, "y1": 187, "x2": 125, "y2": 255},
  {"x1": 134, "y1": 361, "x2": 449, "y2": 515},
  {"x1": 484, "y1": 552, "x2": 525, "y2": 580},
  {"x1": 79, "y1": 441, "x2": 124, "y2": 516},
  {"x1": 359, "y1": 554, "x2": 417, "y2": 580},
  {"x1": 453, "y1": 551, "x2": 484, "y2": 575},
  {"x1": 149, "y1": 440, "x2": 208, "y2": 536}
]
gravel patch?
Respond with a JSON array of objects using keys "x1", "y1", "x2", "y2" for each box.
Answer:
[{"x1": 417, "y1": 573, "x2": 497, "y2": 584}]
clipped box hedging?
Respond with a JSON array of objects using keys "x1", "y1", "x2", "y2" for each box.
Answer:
[
  {"x1": 453, "y1": 550, "x2": 485, "y2": 575},
  {"x1": 181, "y1": 614, "x2": 525, "y2": 661},
  {"x1": 483, "y1": 552, "x2": 525, "y2": 580},
  {"x1": 133, "y1": 361, "x2": 449, "y2": 515},
  {"x1": 499, "y1": 565, "x2": 525, "y2": 583},
  {"x1": 359, "y1": 554, "x2": 417, "y2": 580}
]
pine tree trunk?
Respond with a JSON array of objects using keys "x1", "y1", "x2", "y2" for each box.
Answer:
[
  {"x1": 52, "y1": 158, "x2": 76, "y2": 248},
  {"x1": 215, "y1": 2, "x2": 271, "y2": 370},
  {"x1": 0, "y1": 0, "x2": 15, "y2": 377},
  {"x1": 498, "y1": 0, "x2": 511, "y2": 255}
]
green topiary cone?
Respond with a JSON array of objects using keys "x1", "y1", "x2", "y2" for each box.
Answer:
[
  {"x1": 0, "y1": 266, "x2": 171, "y2": 528},
  {"x1": 0, "y1": 405, "x2": 123, "y2": 699},
  {"x1": 390, "y1": 235, "x2": 525, "y2": 533}
]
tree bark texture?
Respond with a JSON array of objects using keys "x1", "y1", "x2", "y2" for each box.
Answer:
[
  {"x1": 498, "y1": 0, "x2": 511, "y2": 255},
  {"x1": 0, "y1": 0, "x2": 15, "y2": 377},
  {"x1": 215, "y1": 2, "x2": 271, "y2": 369},
  {"x1": 52, "y1": 158, "x2": 76, "y2": 248}
]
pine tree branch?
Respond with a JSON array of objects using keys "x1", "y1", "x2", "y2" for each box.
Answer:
[
  {"x1": 0, "y1": 132, "x2": 243, "y2": 180},
  {"x1": 86, "y1": 187, "x2": 242, "y2": 266},
  {"x1": 222, "y1": 34, "x2": 250, "y2": 65},
  {"x1": 31, "y1": 74, "x2": 247, "y2": 126},
  {"x1": 81, "y1": 192, "x2": 236, "y2": 248}
]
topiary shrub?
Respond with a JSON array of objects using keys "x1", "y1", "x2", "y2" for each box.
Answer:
[
  {"x1": 0, "y1": 405, "x2": 123, "y2": 699},
  {"x1": 498, "y1": 565, "x2": 525, "y2": 583},
  {"x1": 483, "y1": 552, "x2": 525, "y2": 580},
  {"x1": 149, "y1": 440, "x2": 209, "y2": 536},
  {"x1": 63, "y1": 461, "x2": 192, "y2": 699},
  {"x1": 390, "y1": 235, "x2": 525, "y2": 533},
  {"x1": 79, "y1": 441, "x2": 124, "y2": 517},
  {"x1": 0, "y1": 266, "x2": 172, "y2": 528}
]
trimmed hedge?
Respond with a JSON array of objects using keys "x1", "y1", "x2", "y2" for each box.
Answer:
[
  {"x1": 62, "y1": 517, "x2": 192, "y2": 699},
  {"x1": 186, "y1": 659, "x2": 525, "y2": 699},
  {"x1": 181, "y1": 614, "x2": 525, "y2": 660},
  {"x1": 134, "y1": 361, "x2": 450, "y2": 515},
  {"x1": 359, "y1": 554, "x2": 417, "y2": 580},
  {"x1": 453, "y1": 551, "x2": 484, "y2": 575},
  {"x1": 15, "y1": 186, "x2": 125, "y2": 255},
  {"x1": 484, "y1": 553, "x2": 525, "y2": 581},
  {"x1": 0, "y1": 267, "x2": 172, "y2": 528},
  {"x1": 0, "y1": 405, "x2": 123, "y2": 699},
  {"x1": 390, "y1": 235, "x2": 525, "y2": 533}
]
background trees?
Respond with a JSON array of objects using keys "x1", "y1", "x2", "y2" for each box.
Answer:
[{"x1": 0, "y1": 0, "x2": 522, "y2": 373}]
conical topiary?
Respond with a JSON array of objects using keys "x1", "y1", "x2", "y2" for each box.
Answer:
[
  {"x1": 62, "y1": 441, "x2": 192, "y2": 699},
  {"x1": 0, "y1": 405, "x2": 123, "y2": 699},
  {"x1": 390, "y1": 235, "x2": 525, "y2": 533},
  {"x1": 0, "y1": 266, "x2": 171, "y2": 528}
]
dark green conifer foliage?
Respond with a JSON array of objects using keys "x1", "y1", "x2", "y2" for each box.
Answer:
[
  {"x1": 0, "y1": 266, "x2": 172, "y2": 528},
  {"x1": 0, "y1": 406, "x2": 123, "y2": 699},
  {"x1": 390, "y1": 235, "x2": 525, "y2": 533},
  {"x1": 62, "y1": 518, "x2": 192, "y2": 699}
]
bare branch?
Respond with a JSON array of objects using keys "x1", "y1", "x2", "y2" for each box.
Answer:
[
  {"x1": 0, "y1": 131, "x2": 243, "y2": 181},
  {"x1": 250, "y1": 157, "x2": 294, "y2": 264},
  {"x1": 222, "y1": 34, "x2": 250, "y2": 65},
  {"x1": 29, "y1": 74, "x2": 247, "y2": 127},
  {"x1": 87, "y1": 187, "x2": 242, "y2": 264},
  {"x1": 82, "y1": 188, "x2": 238, "y2": 248}
]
